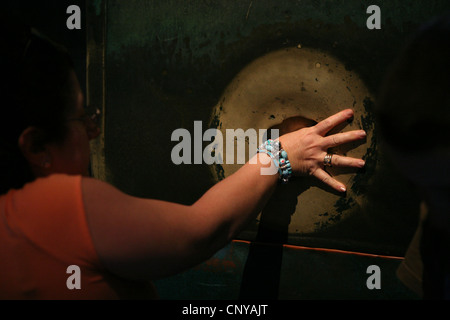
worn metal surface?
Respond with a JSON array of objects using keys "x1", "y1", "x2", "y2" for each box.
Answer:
[
  {"x1": 86, "y1": 0, "x2": 450, "y2": 299},
  {"x1": 86, "y1": 0, "x2": 450, "y2": 254},
  {"x1": 209, "y1": 46, "x2": 375, "y2": 236}
]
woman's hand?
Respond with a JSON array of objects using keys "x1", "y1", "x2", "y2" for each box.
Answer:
[
  {"x1": 82, "y1": 109, "x2": 367, "y2": 280},
  {"x1": 278, "y1": 109, "x2": 366, "y2": 192}
]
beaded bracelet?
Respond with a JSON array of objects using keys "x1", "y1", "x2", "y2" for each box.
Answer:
[{"x1": 256, "y1": 139, "x2": 293, "y2": 184}]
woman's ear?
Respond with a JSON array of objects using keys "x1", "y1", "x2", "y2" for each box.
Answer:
[{"x1": 18, "y1": 127, "x2": 51, "y2": 169}]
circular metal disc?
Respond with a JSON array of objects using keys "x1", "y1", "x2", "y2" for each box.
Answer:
[{"x1": 208, "y1": 46, "x2": 375, "y2": 235}]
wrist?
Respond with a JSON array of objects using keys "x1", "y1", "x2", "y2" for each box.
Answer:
[{"x1": 256, "y1": 139, "x2": 292, "y2": 183}]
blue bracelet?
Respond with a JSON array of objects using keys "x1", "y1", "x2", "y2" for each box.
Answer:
[{"x1": 256, "y1": 139, "x2": 292, "y2": 184}]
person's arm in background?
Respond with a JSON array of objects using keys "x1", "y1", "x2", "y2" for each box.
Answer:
[{"x1": 82, "y1": 109, "x2": 366, "y2": 280}]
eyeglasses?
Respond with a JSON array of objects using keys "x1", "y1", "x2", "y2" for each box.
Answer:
[{"x1": 67, "y1": 106, "x2": 101, "y2": 130}]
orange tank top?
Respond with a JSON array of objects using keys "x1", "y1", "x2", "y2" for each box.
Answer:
[{"x1": 0, "y1": 174, "x2": 156, "y2": 299}]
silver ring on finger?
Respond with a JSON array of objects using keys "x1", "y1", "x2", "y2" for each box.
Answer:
[{"x1": 324, "y1": 153, "x2": 333, "y2": 167}]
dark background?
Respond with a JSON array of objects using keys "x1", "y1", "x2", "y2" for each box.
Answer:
[
  {"x1": 5, "y1": 0, "x2": 450, "y2": 299},
  {"x1": 96, "y1": 0, "x2": 442, "y2": 254},
  {"x1": 5, "y1": 1, "x2": 87, "y2": 95}
]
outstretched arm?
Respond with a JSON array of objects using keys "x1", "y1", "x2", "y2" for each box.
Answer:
[{"x1": 82, "y1": 109, "x2": 365, "y2": 280}]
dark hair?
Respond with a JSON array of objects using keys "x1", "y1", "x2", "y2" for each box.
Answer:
[
  {"x1": 375, "y1": 13, "x2": 450, "y2": 153},
  {"x1": 0, "y1": 16, "x2": 75, "y2": 194}
]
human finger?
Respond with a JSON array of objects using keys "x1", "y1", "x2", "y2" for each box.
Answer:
[
  {"x1": 312, "y1": 168, "x2": 347, "y2": 193},
  {"x1": 325, "y1": 154, "x2": 365, "y2": 168},
  {"x1": 314, "y1": 109, "x2": 354, "y2": 136},
  {"x1": 321, "y1": 130, "x2": 366, "y2": 148}
]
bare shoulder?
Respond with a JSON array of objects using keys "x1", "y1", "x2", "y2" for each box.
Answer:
[
  {"x1": 79, "y1": 177, "x2": 139, "y2": 276},
  {"x1": 80, "y1": 177, "x2": 136, "y2": 219},
  {"x1": 79, "y1": 176, "x2": 198, "y2": 280},
  {"x1": 81, "y1": 176, "x2": 124, "y2": 200}
]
